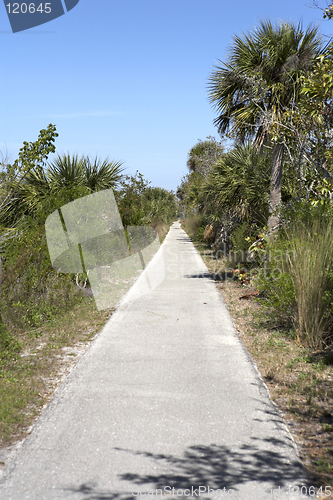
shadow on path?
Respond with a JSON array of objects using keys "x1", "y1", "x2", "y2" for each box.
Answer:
[
  {"x1": 64, "y1": 440, "x2": 306, "y2": 499},
  {"x1": 184, "y1": 272, "x2": 233, "y2": 282}
]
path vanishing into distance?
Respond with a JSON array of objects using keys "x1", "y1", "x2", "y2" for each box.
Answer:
[{"x1": 0, "y1": 222, "x2": 309, "y2": 500}]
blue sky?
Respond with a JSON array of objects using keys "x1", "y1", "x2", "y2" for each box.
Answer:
[{"x1": 0, "y1": 0, "x2": 330, "y2": 192}]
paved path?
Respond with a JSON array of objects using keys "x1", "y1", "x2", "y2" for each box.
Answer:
[{"x1": 0, "y1": 222, "x2": 308, "y2": 500}]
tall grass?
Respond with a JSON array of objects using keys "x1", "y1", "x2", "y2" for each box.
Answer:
[
  {"x1": 181, "y1": 215, "x2": 205, "y2": 241},
  {"x1": 285, "y1": 217, "x2": 333, "y2": 350},
  {"x1": 257, "y1": 208, "x2": 333, "y2": 349}
]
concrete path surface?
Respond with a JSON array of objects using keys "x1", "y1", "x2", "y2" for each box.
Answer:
[{"x1": 0, "y1": 222, "x2": 309, "y2": 500}]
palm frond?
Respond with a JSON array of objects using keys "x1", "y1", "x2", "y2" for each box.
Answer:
[
  {"x1": 203, "y1": 143, "x2": 271, "y2": 221},
  {"x1": 208, "y1": 20, "x2": 324, "y2": 141},
  {"x1": 48, "y1": 154, "x2": 86, "y2": 190},
  {"x1": 84, "y1": 157, "x2": 125, "y2": 192}
]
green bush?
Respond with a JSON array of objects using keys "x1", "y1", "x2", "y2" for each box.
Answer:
[
  {"x1": 257, "y1": 257, "x2": 297, "y2": 330},
  {"x1": 257, "y1": 205, "x2": 333, "y2": 349},
  {"x1": 1, "y1": 217, "x2": 79, "y2": 331},
  {"x1": 181, "y1": 215, "x2": 205, "y2": 241},
  {"x1": 231, "y1": 223, "x2": 250, "y2": 253},
  {"x1": 144, "y1": 187, "x2": 177, "y2": 225},
  {"x1": 195, "y1": 225, "x2": 205, "y2": 242},
  {"x1": 0, "y1": 322, "x2": 21, "y2": 367}
]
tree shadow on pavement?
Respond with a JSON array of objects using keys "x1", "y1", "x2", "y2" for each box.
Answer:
[
  {"x1": 184, "y1": 272, "x2": 233, "y2": 282},
  {"x1": 64, "y1": 440, "x2": 306, "y2": 499}
]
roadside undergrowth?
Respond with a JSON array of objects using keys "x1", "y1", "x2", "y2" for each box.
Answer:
[
  {"x1": 0, "y1": 293, "x2": 112, "y2": 455},
  {"x1": 0, "y1": 218, "x2": 173, "y2": 459}
]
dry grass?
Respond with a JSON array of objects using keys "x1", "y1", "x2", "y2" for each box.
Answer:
[
  {"x1": 152, "y1": 220, "x2": 171, "y2": 242},
  {"x1": 0, "y1": 293, "x2": 112, "y2": 453}
]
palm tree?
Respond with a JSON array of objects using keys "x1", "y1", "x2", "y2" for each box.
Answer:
[
  {"x1": 16, "y1": 153, "x2": 125, "y2": 215},
  {"x1": 186, "y1": 137, "x2": 224, "y2": 175},
  {"x1": 144, "y1": 186, "x2": 177, "y2": 223},
  {"x1": 208, "y1": 20, "x2": 324, "y2": 229},
  {"x1": 203, "y1": 143, "x2": 271, "y2": 223},
  {"x1": 48, "y1": 153, "x2": 86, "y2": 191},
  {"x1": 84, "y1": 157, "x2": 124, "y2": 192}
]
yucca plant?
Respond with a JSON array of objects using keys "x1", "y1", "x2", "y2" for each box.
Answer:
[
  {"x1": 48, "y1": 153, "x2": 86, "y2": 191},
  {"x1": 14, "y1": 153, "x2": 125, "y2": 217},
  {"x1": 84, "y1": 157, "x2": 124, "y2": 192}
]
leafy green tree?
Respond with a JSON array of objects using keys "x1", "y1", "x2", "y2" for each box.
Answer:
[
  {"x1": 0, "y1": 125, "x2": 58, "y2": 324},
  {"x1": 299, "y1": 48, "x2": 333, "y2": 171},
  {"x1": 177, "y1": 171, "x2": 207, "y2": 217},
  {"x1": 208, "y1": 21, "x2": 323, "y2": 229},
  {"x1": 115, "y1": 172, "x2": 151, "y2": 228},
  {"x1": 177, "y1": 137, "x2": 225, "y2": 219},
  {"x1": 269, "y1": 45, "x2": 333, "y2": 204},
  {"x1": 0, "y1": 124, "x2": 58, "y2": 225},
  {"x1": 116, "y1": 173, "x2": 177, "y2": 228},
  {"x1": 144, "y1": 186, "x2": 177, "y2": 224},
  {"x1": 187, "y1": 136, "x2": 225, "y2": 176}
]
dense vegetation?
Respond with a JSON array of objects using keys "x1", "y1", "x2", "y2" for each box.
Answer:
[
  {"x1": 178, "y1": 17, "x2": 333, "y2": 483},
  {"x1": 0, "y1": 130, "x2": 177, "y2": 376},
  {"x1": 1, "y1": 13, "x2": 333, "y2": 478},
  {"x1": 178, "y1": 19, "x2": 333, "y2": 350}
]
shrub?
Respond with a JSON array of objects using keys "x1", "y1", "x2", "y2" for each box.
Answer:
[
  {"x1": 1, "y1": 217, "x2": 79, "y2": 331},
  {"x1": 181, "y1": 216, "x2": 205, "y2": 241},
  {"x1": 257, "y1": 256, "x2": 297, "y2": 330},
  {"x1": 0, "y1": 322, "x2": 21, "y2": 368},
  {"x1": 257, "y1": 206, "x2": 333, "y2": 349}
]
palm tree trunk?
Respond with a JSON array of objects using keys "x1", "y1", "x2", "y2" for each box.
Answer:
[{"x1": 267, "y1": 142, "x2": 284, "y2": 230}]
